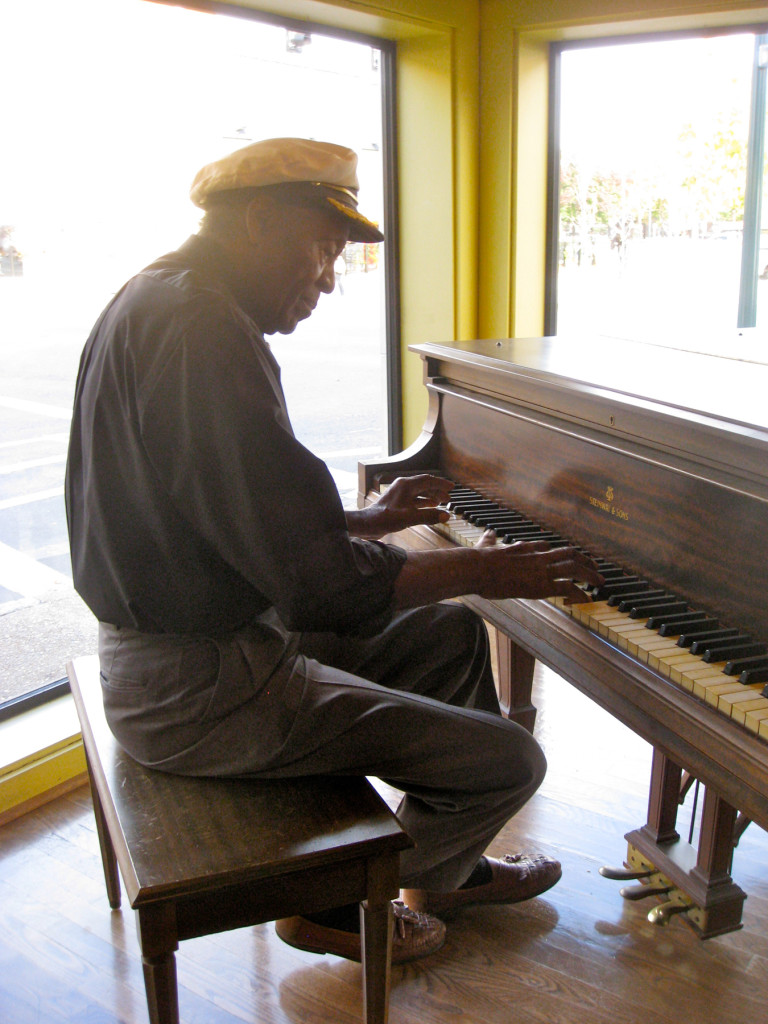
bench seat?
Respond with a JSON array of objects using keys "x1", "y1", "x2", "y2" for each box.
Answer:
[{"x1": 67, "y1": 655, "x2": 412, "y2": 1024}]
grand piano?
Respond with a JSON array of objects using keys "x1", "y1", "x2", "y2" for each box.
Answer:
[{"x1": 359, "y1": 335, "x2": 768, "y2": 939}]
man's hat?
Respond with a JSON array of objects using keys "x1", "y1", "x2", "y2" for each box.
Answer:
[{"x1": 190, "y1": 137, "x2": 384, "y2": 244}]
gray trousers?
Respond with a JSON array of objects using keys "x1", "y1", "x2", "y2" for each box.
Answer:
[{"x1": 98, "y1": 603, "x2": 546, "y2": 890}]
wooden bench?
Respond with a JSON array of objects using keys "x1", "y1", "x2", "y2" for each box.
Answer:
[{"x1": 67, "y1": 655, "x2": 412, "y2": 1024}]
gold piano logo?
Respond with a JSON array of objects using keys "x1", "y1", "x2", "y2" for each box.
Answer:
[{"x1": 589, "y1": 484, "x2": 630, "y2": 522}]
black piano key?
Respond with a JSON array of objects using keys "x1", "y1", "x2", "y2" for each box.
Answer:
[
  {"x1": 743, "y1": 666, "x2": 768, "y2": 685},
  {"x1": 445, "y1": 500, "x2": 483, "y2": 512},
  {"x1": 597, "y1": 577, "x2": 643, "y2": 595},
  {"x1": 627, "y1": 600, "x2": 688, "y2": 620},
  {"x1": 702, "y1": 641, "x2": 765, "y2": 664},
  {"x1": 447, "y1": 489, "x2": 480, "y2": 500},
  {"x1": 616, "y1": 593, "x2": 673, "y2": 612},
  {"x1": 500, "y1": 523, "x2": 549, "y2": 536},
  {"x1": 503, "y1": 530, "x2": 559, "y2": 543},
  {"x1": 647, "y1": 611, "x2": 710, "y2": 633},
  {"x1": 610, "y1": 588, "x2": 666, "y2": 608},
  {"x1": 693, "y1": 634, "x2": 752, "y2": 656},
  {"x1": 447, "y1": 499, "x2": 496, "y2": 513},
  {"x1": 588, "y1": 566, "x2": 625, "y2": 595},
  {"x1": 600, "y1": 575, "x2": 642, "y2": 586},
  {"x1": 595, "y1": 561, "x2": 622, "y2": 570},
  {"x1": 724, "y1": 655, "x2": 768, "y2": 676},
  {"x1": 678, "y1": 626, "x2": 736, "y2": 649},
  {"x1": 474, "y1": 515, "x2": 532, "y2": 528},
  {"x1": 460, "y1": 499, "x2": 500, "y2": 511},
  {"x1": 659, "y1": 614, "x2": 720, "y2": 630},
  {"x1": 460, "y1": 503, "x2": 501, "y2": 517},
  {"x1": 468, "y1": 507, "x2": 521, "y2": 518},
  {"x1": 467, "y1": 509, "x2": 514, "y2": 524},
  {"x1": 474, "y1": 521, "x2": 527, "y2": 533}
]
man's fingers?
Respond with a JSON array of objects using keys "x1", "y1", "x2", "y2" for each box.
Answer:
[
  {"x1": 560, "y1": 580, "x2": 595, "y2": 605},
  {"x1": 393, "y1": 474, "x2": 453, "y2": 503},
  {"x1": 475, "y1": 529, "x2": 498, "y2": 548},
  {"x1": 502, "y1": 538, "x2": 550, "y2": 553},
  {"x1": 544, "y1": 551, "x2": 604, "y2": 593},
  {"x1": 414, "y1": 508, "x2": 450, "y2": 526}
]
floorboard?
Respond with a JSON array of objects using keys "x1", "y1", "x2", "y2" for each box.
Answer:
[{"x1": 1, "y1": 664, "x2": 766, "y2": 1024}]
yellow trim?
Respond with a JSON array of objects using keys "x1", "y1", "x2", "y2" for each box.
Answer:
[
  {"x1": 0, "y1": 747, "x2": 87, "y2": 826},
  {"x1": 0, "y1": 693, "x2": 87, "y2": 823}
]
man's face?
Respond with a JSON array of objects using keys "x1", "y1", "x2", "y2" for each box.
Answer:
[{"x1": 244, "y1": 200, "x2": 349, "y2": 335}]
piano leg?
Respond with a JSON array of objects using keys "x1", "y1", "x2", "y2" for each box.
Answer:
[
  {"x1": 645, "y1": 749, "x2": 682, "y2": 844},
  {"x1": 493, "y1": 631, "x2": 537, "y2": 733},
  {"x1": 623, "y1": 749, "x2": 746, "y2": 938}
]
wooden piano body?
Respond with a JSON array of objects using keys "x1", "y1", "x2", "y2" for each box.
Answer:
[{"x1": 359, "y1": 336, "x2": 768, "y2": 938}]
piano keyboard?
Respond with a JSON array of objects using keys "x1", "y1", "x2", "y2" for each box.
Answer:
[{"x1": 435, "y1": 486, "x2": 768, "y2": 741}]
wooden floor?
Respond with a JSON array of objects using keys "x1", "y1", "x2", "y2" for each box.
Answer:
[{"x1": 2, "y1": 664, "x2": 767, "y2": 1024}]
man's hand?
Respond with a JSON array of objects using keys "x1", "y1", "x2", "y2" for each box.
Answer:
[
  {"x1": 346, "y1": 474, "x2": 453, "y2": 540},
  {"x1": 393, "y1": 529, "x2": 604, "y2": 610},
  {"x1": 474, "y1": 531, "x2": 602, "y2": 605}
]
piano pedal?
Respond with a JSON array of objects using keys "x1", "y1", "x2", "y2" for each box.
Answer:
[
  {"x1": 602, "y1": 860, "x2": 696, "y2": 926},
  {"x1": 616, "y1": 843, "x2": 744, "y2": 937},
  {"x1": 619, "y1": 882, "x2": 673, "y2": 902},
  {"x1": 598, "y1": 864, "x2": 655, "y2": 881},
  {"x1": 647, "y1": 897, "x2": 694, "y2": 927}
]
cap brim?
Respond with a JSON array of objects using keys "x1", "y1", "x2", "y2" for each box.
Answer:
[{"x1": 327, "y1": 197, "x2": 384, "y2": 244}]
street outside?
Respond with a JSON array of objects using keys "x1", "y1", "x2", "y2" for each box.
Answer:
[{"x1": 0, "y1": 265, "x2": 386, "y2": 703}]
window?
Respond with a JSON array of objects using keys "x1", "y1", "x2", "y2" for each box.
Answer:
[
  {"x1": 0, "y1": 0, "x2": 395, "y2": 710},
  {"x1": 547, "y1": 30, "x2": 768, "y2": 357}
]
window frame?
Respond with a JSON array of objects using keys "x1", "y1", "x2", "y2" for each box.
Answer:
[{"x1": 544, "y1": 24, "x2": 768, "y2": 338}]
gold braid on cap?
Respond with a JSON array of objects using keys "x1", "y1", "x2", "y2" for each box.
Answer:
[
  {"x1": 313, "y1": 182, "x2": 359, "y2": 207},
  {"x1": 327, "y1": 198, "x2": 376, "y2": 230}
]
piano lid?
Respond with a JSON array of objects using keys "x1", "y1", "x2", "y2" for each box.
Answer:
[{"x1": 410, "y1": 335, "x2": 768, "y2": 497}]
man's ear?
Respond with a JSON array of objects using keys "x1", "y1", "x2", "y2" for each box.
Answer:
[{"x1": 244, "y1": 193, "x2": 281, "y2": 242}]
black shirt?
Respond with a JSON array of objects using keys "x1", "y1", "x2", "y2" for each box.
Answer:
[{"x1": 65, "y1": 235, "x2": 405, "y2": 635}]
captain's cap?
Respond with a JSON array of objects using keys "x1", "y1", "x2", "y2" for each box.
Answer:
[{"x1": 190, "y1": 137, "x2": 384, "y2": 244}]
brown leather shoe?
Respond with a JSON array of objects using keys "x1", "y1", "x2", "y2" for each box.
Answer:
[
  {"x1": 275, "y1": 900, "x2": 446, "y2": 964},
  {"x1": 401, "y1": 853, "x2": 562, "y2": 918}
]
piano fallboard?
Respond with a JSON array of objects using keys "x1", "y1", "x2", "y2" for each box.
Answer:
[{"x1": 359, "y1": 336, "x2": 768, "y2": 835}]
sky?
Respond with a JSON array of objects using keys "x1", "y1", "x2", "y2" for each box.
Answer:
[{"x1": 560, "y1": 32, "x2": 755, "y2": 176}]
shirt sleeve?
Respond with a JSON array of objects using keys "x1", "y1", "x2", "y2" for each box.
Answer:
[{"x1": 137, "y1": 294, "x2": 405, "y2": 635}]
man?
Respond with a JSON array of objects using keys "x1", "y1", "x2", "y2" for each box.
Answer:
[{"x1": 66, "y1": 137, "x2": 603, "y2": 963}]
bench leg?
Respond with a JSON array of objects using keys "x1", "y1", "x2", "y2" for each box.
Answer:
[
  {"x1": 142, "y1": 952, "x2": 179, "y2": 1024},
  {"x1": 359, "y1": 852, "x2": 400, "y2": 1024},
  {"x1": 85, "y1": 749, "x2": 121, "y2": 909},
  {"x1": 137, "y1": 905, "x2": 180, "y2": 1024}
]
